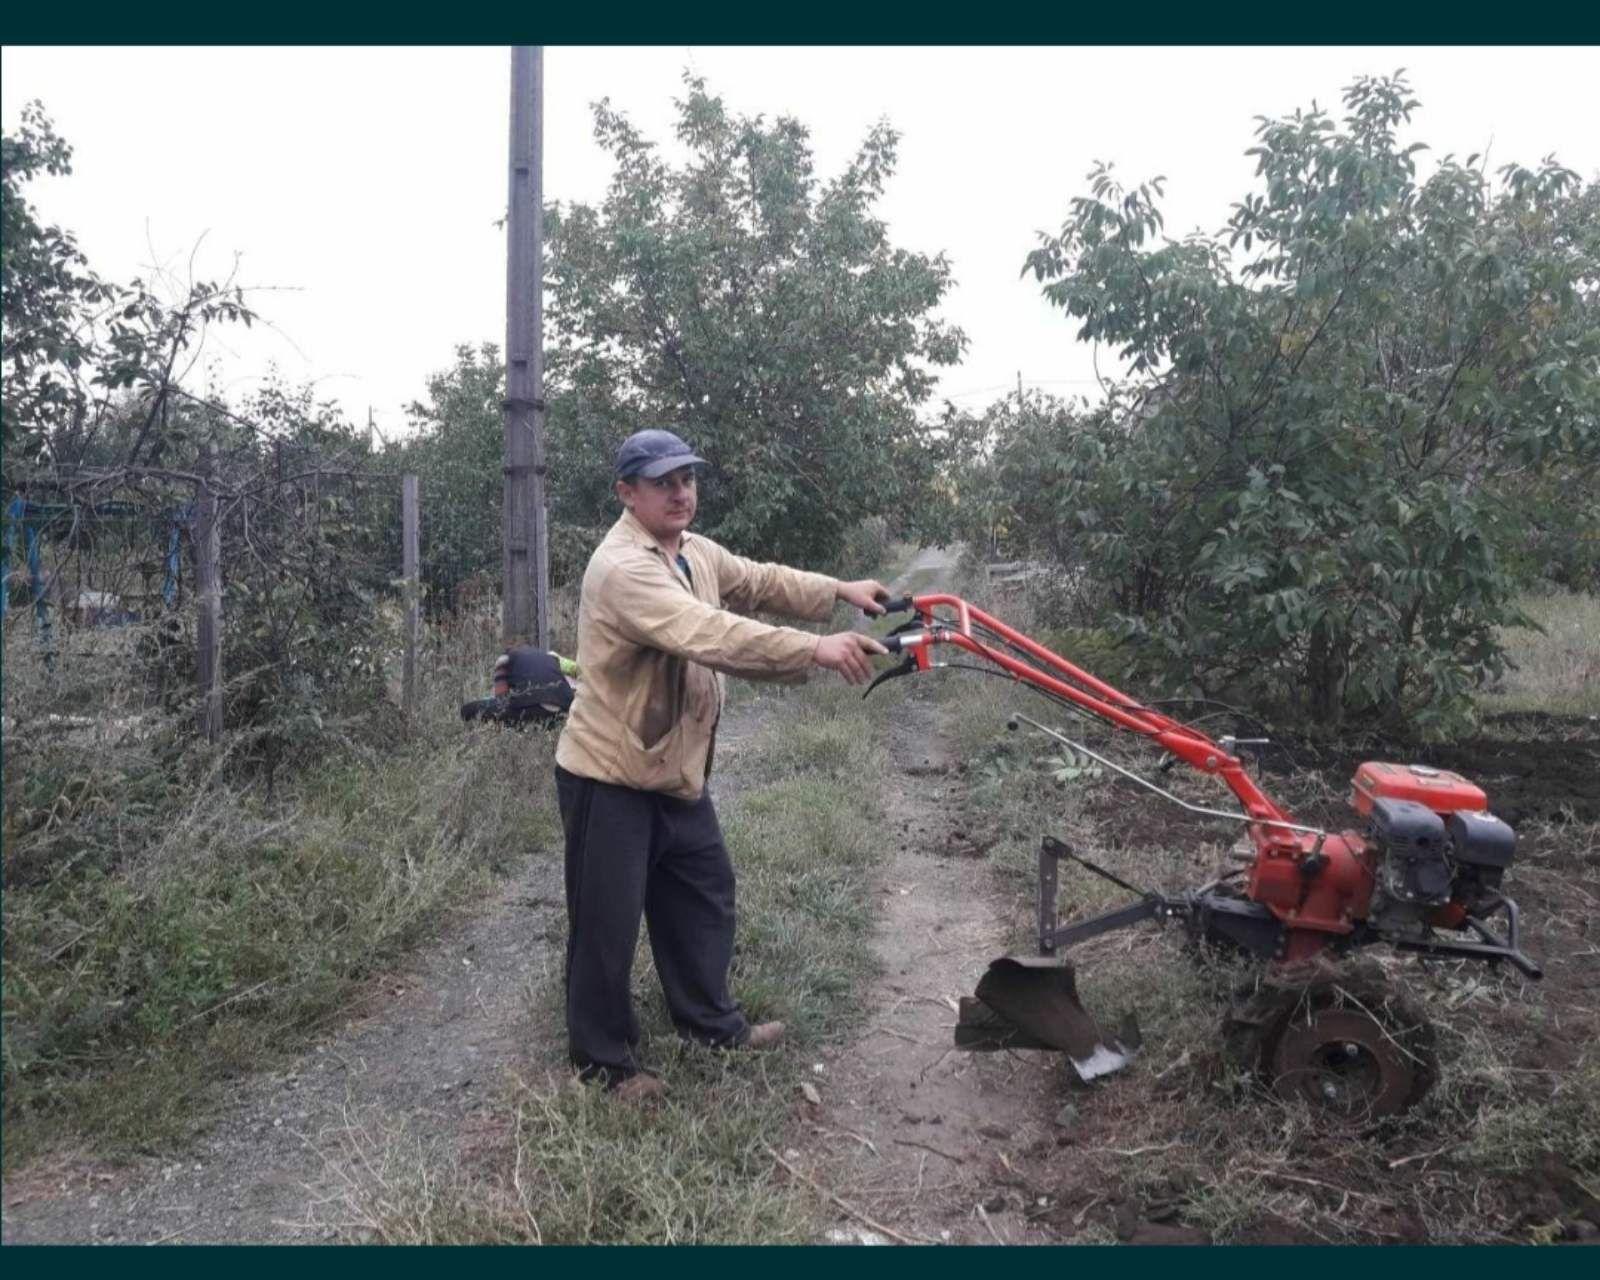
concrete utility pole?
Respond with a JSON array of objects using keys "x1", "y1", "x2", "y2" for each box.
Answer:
[{"x1": 502, "y1": 45, "x2": 550, "y2": 648}]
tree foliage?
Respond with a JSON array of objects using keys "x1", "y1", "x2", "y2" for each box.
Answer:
[
  {"x1": 2, "y1": 102, "x2": 114, "y2": 459},
  {"x1": 3, "y1": 104, "x2": 256, "y2": 480},
  {"x1": 542, "y1": 76, "x2": 966, "y2": 569},
  {"x1": 390, "y1": 343, "x2": 506, "y2": 612},
  {"x1": 1005, "y1": 73, "x2": 1599, "y2": 732},
  {"x1": 390, "y1": 343, "x2": 607, "y2": 614},
  {"x1": 208, "y1": 384, "x2": 397, "y2": 789}
]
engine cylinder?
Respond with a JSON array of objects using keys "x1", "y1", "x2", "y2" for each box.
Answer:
[{"x1": 1371, "y1": 796, "x2": 1452, "y2": 908}]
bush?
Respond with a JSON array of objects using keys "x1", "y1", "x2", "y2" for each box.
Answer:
[{"x1": 996, "y1": 73, "x2": 1600, "y2": 734}]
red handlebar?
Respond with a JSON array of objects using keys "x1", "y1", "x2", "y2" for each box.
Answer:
[{"x1": 891, "y1": 594, "x2": 1299, "y2": 840}]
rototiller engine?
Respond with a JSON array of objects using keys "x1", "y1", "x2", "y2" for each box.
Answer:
[{"x1": 865, "y1": 594, "x2": 1540, "y2": 1120}]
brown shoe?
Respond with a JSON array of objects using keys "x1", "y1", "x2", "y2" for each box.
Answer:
[
  {"x1": 742, "y1": 1021, "x2": 786, "y2": 1051},
  {"x1": 611, "y1": 1073, "x2": 667, "y2": 1103}
]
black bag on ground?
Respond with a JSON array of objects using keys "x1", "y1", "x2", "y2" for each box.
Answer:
[{"x1": 461, "y1": 646, "x2": 574, "y2": 729}]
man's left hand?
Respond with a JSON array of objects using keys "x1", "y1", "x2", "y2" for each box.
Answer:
[{"x1": 837, "y1": 579, "x2": 892, "y2": 617}]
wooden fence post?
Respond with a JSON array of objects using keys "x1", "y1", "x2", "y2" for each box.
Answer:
[
  {"x1": 402, "y1": 473, "x2": 420, "y2": 721},
  {"x1": 195, "y1": 442, "x2": 223, "y2": 742}
]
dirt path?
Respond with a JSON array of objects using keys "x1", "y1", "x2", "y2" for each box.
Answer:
[
  {"x1": 792, "y1": 692, "x2": 1070, "y2": 1245},
  {"x1": 784, "y1": 546, "x2": 1078, "y2": 1244}
]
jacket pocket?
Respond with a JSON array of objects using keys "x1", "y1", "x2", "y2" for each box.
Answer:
[
  {"x1": 684, "y1": 661, "x2": 720, "y2": 728},
  {"x1": 614, "y1": 718, "x2": 684, "y2": 794},
  {"x1": 631, "y1": 654, "x2": 685, "y2": 750}
]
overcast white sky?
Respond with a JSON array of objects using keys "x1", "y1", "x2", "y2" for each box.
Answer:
[{"x1": 3, "y1": 46, "x2": 1597, "y2": 438}]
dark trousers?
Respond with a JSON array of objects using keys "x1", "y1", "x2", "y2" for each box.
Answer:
[{"x1": 554, "y1": 765, "x2": 748, "y2": 1083}]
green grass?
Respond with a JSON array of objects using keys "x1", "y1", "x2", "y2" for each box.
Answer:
[
  {"x1": 331, "y1": 1053, "x2": 812, "y2": 1245},
  {"x1": 1483, "y1": 590, "x2": 1600, "y2": 717}
]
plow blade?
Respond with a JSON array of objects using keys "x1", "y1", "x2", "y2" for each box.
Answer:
[{"x1": 955, "y1": 956, "x2": 1137, "y2": 1082}]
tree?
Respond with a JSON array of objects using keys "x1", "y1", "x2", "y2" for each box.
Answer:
[
  {"x1": 4, "y1": 105, "x2": 258, "y2": 487},
  {"x1": 391, "y1": 344, "x2": 506, "y2": 612},
  {"x1": 207, "y1": 381, "x2": 394, "y2": 791},
  {"x1": 1014, "y1": 73, "x2": 1600, "y2": 732},
  {"x1": 4, "y1": 109, "x2": 395, "y2": 775},
  {"x1": 543, "y1": 76, "x2": 966, "y2": 569},
  {"x1": 1, "y1": 102, "x2": 114, "y2": 462}
]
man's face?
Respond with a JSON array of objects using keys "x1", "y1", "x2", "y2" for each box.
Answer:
[{"x1": 616, "y1": 466, "x2": 698, "y2": 542}]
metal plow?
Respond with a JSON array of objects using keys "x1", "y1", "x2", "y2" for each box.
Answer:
[{"x1": 955, "y1": 955, "x2": 1138, "y2": 1082}]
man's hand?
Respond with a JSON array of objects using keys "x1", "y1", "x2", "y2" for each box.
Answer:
[
  {"x1": 837, "y1": 578, "x2": 892, "y2": 617},
  {"x1": 813, "y1": 632, "x2": 889, "y2": 686}
]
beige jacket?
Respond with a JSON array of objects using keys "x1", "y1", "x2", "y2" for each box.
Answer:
[{"x1": 554, "y1": 510, "x2": 840, "y2": 799}]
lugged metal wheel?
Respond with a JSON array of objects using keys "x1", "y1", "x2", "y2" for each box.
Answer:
[
  {"x1": 1225, "y1": 961, "x2": 1438, "y2": 1123},
  {"x1": 1267, "y1": 1007, "x2": 1417, "y2": 1120}
]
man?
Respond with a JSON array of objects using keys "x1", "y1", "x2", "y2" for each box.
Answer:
[{"x1": 554, "y1": 428, "x2": 890, "y2": 1101}]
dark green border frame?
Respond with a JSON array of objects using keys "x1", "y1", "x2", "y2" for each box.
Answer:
[
  {"x1": 4, "y1": 9, "x2": 1597, "y2": 1273},
  {"x1": 1, "y1": 3, "x2": 1595, "y2": 44}
]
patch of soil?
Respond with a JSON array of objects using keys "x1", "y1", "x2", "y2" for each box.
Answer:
[
  {"x1": 1510, "y1": 1152, "x2": 1600, "y2": 1240},
  {"x1": 1074, "y1": 711, "x2": 1600, "y2": 856},
  {"x1": 1229, "y1": 1216, "x2": 1339, "y2": 1246},
  {"x1": 1264, "y1": 719, "x2": 1600, "y2": 828}
]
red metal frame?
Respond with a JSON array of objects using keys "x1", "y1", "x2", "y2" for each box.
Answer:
[{"x1": 900, "y1": 595, "x2": 1378, "y2": 959}]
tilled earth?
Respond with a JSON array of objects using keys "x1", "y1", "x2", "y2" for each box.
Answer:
[{"x1": 1266, "y1": 711, "x2": 1600, "y2": 827}]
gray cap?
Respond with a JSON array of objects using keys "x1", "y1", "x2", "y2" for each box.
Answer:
[{"x1": 615, "y1": 428, "x2": 708, "y2": 480}]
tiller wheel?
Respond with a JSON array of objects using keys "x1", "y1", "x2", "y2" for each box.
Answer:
[
  {"x1": 865, "y1": 592, "x2": 1539, "y2": 1119},
  {"x1": 1269, "y1": 1009, "x2": 1416, "y2": 1120}
]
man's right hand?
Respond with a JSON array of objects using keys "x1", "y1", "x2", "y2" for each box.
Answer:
[{"x1": 813, "y1": 632, "x2": 889, "y2": 686}]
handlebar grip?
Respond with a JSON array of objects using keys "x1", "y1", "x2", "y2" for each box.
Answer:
[
  {"x1": 876, "y1": 595, "x2": 914, "y2": 614},
  {"x1": 880, "y1": 634, "x2": 904, "y2": 654}
]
